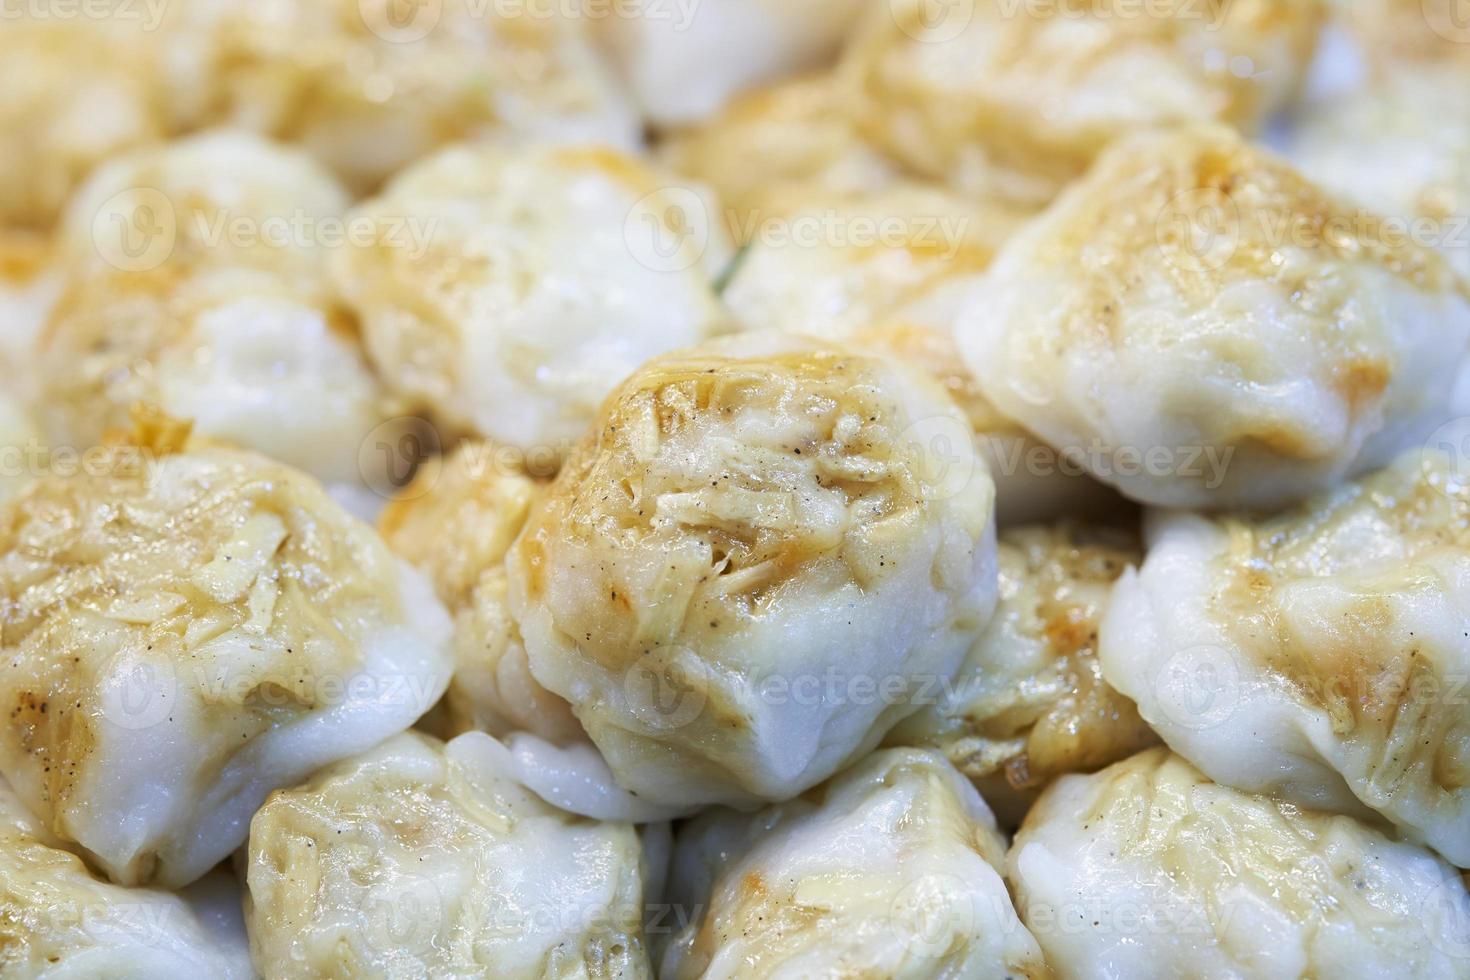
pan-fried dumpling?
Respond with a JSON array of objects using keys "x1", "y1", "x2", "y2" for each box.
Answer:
[
  {"x1": 244, "y1": 731, "x2": 652, "y2": 978},
  {"x1": 507, "y1": 332, "x2": 998, "y2": 807},
  {"x1": 597, "y1": 0, "x2": 867, "y2": 127},
  {"x1": 0, "y1": 21, "x2": 170, "y2": 230},
  {"x1": 1293, "y1": 64, "x2": 1470, "y2": 279},
  {"x1": 38, "y1": 131, "x2": 384, "y2": 486},
  {"x1": 661, "y1": 747, "x2": 1048, "y2": 979},
  {"x1": 886, "y1": 523, "x2": 1156, "y2": 798},
  {"x1": 1100, "y1": 450, "x2": 1470, "y2": 866},
  {"x1": 0, "y1": 778, "x2": 253, "y2": 979},
  {"x1": 840, "y1": 0, "x2": 1324, "y2": 204},
  {"x1": 333, "y1": 143, "x2": 730, "y2": 454},
  {"x1": 1009, "y1": 749, "x2": 1470, "y2": 978},
  {"x1": 0, "y1": 422, "x2": 452, "y2": 887},
  {"x1": 960, "y1": 125, "x2": 1470, "y2": 509},
  {"x1": 182, "y1": 0, "x2": 641, "y2": 192}
]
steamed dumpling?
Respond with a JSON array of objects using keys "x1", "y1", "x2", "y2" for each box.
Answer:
[
  {"x1": 886, "y1": 523, "x2": 1156, "y2": 800},
  {"x1": 840, "y1": 0, "x2": 1324, "y2": 204},
  {"x1": 1009, "y1": 749, "x2": 1470, "y2": 978},
  {"x1": 960, "y1": 125, "x2": 1470, "y2": 509},
  {"x1": 245, "y1": 730, "x2": 651, "y2": 978},
  {"x1": 1101, "y1": 449, "x2": 1470, "y2": 866},
  {"x1": 333, "y1": 143, "x2": 731, "y2": 454},
  {"x1": 0, "y1": 21, "x2": 171, "y2": 230},
  {"x1": 597, "y1": 0, "x2": 868, "y2": 127},
  {"x1": 182, "y1": 0, "x2": 641, "y2": 192},
  {"x1": 0, "y1": 420, "x2": 452, "y2": 886},
  {"x1": 507, "y1": 332, "x2": 998, "y2": 807},
  {"x1": 661, "y1": 747, "x2": 1047, "y2": 979},
  {"x1": 38, "y1": 131, "x2": 385, "y2": 486},
  {"x1": 380, "y1": 442, "x2": 581, "y2": 745},
  {"x1": 0, "y1": 774, "x2": 253, "y2": 979}
]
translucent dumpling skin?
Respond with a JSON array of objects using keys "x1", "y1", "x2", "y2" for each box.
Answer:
[
  {"x1": 333, "y1": 143, "x2": 730, "y2": 454},
  {"x1": 662, "y1": 747, "x2": 1048, "y2": 979},
  {"x1": 1009, "y1": 749, "x2": 1470, "y2": 979},
  {"x1": 507, "y1": 332, "x2": 998, "y2": 807},
  {"x1": 960, "y1": 125, "x2": 1470, "y2": 509},
  {"x1": 0, "y1": 777, "x2": 253, "y2": 979},
  {"x1": 887, "y1": 523, "x2": 1157, "y2": 796},
  {"x1": 245, "y1": 731, "x2": 651, "y2": 979},
  {"x1": 0, "y1": 423, "x2": 452, "y2": 887},
  {"x1": 1101, "y1": 450, "x2": 1470, "y2": 866}
]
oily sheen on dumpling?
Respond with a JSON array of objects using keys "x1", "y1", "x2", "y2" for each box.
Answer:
[
  {"x1": 1009, "y1": 749, "x2": 1470, "y2": 979},
  {"x1": 0, "y1": 424, "x2": 451, "y2": 887},
  {"x1": 960, "y1": 125, "x2": 1470, "y2": 509},
  {"x1": 245, "y1": 731, "x2": 651, "y2": 978},
  {"x1": 333, "y1": 143, "x2": 730, "y2": 454},
  {"x1": 507, "y1": 332, "x2": 998, "y2": 807},
  {"x1": 661, "y1": 747, "x2": 1047, "y2": 979},
  {"x1": 1101, "y1": 450, "x2": 1470, "y2": 866}
]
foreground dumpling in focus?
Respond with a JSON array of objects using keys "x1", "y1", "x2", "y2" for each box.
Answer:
[
  {"x1": 961, "y1": 125, "x2": 1470, "y2": 509},
  {"x1": 334, "y1": 143, "x2": 730, "y2": 454},
  {"x1": 840, "y1": 0, "x2": 1324, "y2": 204},
  {"x1": 1293, "y1": 63, "x2": 1470, "y2": 279},
  {"x1": 886, "y1": 524, "x2": 1156, "y2": 805},
  {"x1": 184, "y1": 0, "x2": 640, "y2": 192},
  {"x1": 380, "y1": 442, "x2": 581, "y2": 745},
  {"x1": 719, "y1": 182, "x2": 1113, "y2": 523},
  {"x1": 661, "y1": 747, "x2": 1047, "y2": 978},
  {"x1": 38, "y1": 131, "x2": 385, "y2": 485},
  {"x1": 246, "y1": 731, "x2": 651, "y2": 978},
  {"x1": 0, "y1": 21, "x2": 170, "y2": 230},
  {"x1": 0, "y1": 777, "x2": 253, "y2": 979},
  {"x1": 507, "y1": 332, "x2": 998, "y2": 807},
  {"x1": 1010, "y1": 749, "x2": 1470, "y2": 979},
  {"x1": 1101, "y1": 449, "x2": 1470, "y2": 866},
  {"x1": 597, "y1": 0, "x2": 867, "y2": 127},
  {"x1": 0, "y1": 423, "x2": 451, "y2": 886}
]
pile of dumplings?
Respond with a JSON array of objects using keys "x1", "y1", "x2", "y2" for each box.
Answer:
[{"x1": 2, "y1": 0, "x2": 1469, "y2": 977}]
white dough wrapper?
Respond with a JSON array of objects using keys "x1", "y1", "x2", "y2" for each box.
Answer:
[
  {"x1": 661, "y1": 747, "x2": 1048, "y2": 979},
  {"x1": 1009, "y1": 749, "x2": 1470, "y2": 979},
  {"x1": 245, "y1": 730, "x2": 652, "y2": 978},
  {"x1": 507, "y1": 332, "x2": 998, "y2": 807},
  {"x1": 0, "y1": 423, "x2": 452, "y2": 887},
  {"x1": 960, "y1": 124, "x2": 1470, "y2": 509},
  {"x1": 334, "y1": 143, "x2": 731, "y2": 455},
  {"x1": 1101, "y1": 449, "x2": 1470, "y2": 866},
  {"x1": 41, "y1": 131, "x2": 385, "y2": 486},
  {"x1": 0, "y1": 777, "x2": 254, "y2": 979}
]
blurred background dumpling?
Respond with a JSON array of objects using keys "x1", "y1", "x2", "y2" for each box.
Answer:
[
  {"x1": 0, "y1": 776, "x2": 254, "y2": 978},
  {"x1": 333, "y1": 143, "x2": 731, "y2": 455},
  {"x1": 596, "y1": 0, "x2": 868, "y2": 128},
  {"x1": 661, "y1": 747, "x2": 1047, "y2": 979},
  {"x1": 38, "y1": 131, "x2": 386, "y2": 487},
  {"x1": 1101, "y1": 449, "x2": 1470, "y2": 866},
  {"x1": 1009, "y1": 749, "x2": 1470, "y2": 978},
  {"x1": 507, "y1": 332, "x2": 998, "y2": 807},
  {"x1": 244, "y1": 730, "x2": 652, "y2": 978},
  {"x1": 0, "y1": 422, "x2": 452, "y2": 886},
  {"x1": 885, "y1": 522, "x2": 1157, "y2": 824},
  {"x1": 180, "y1": 0, "x2": 641, "y2": 193},
  {"x1": 840, "y1": 0, "x2": 1325, "y2": 205},
  {"x1": 960, "y1": 124, "x2": 1470, "y2": 509}
]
